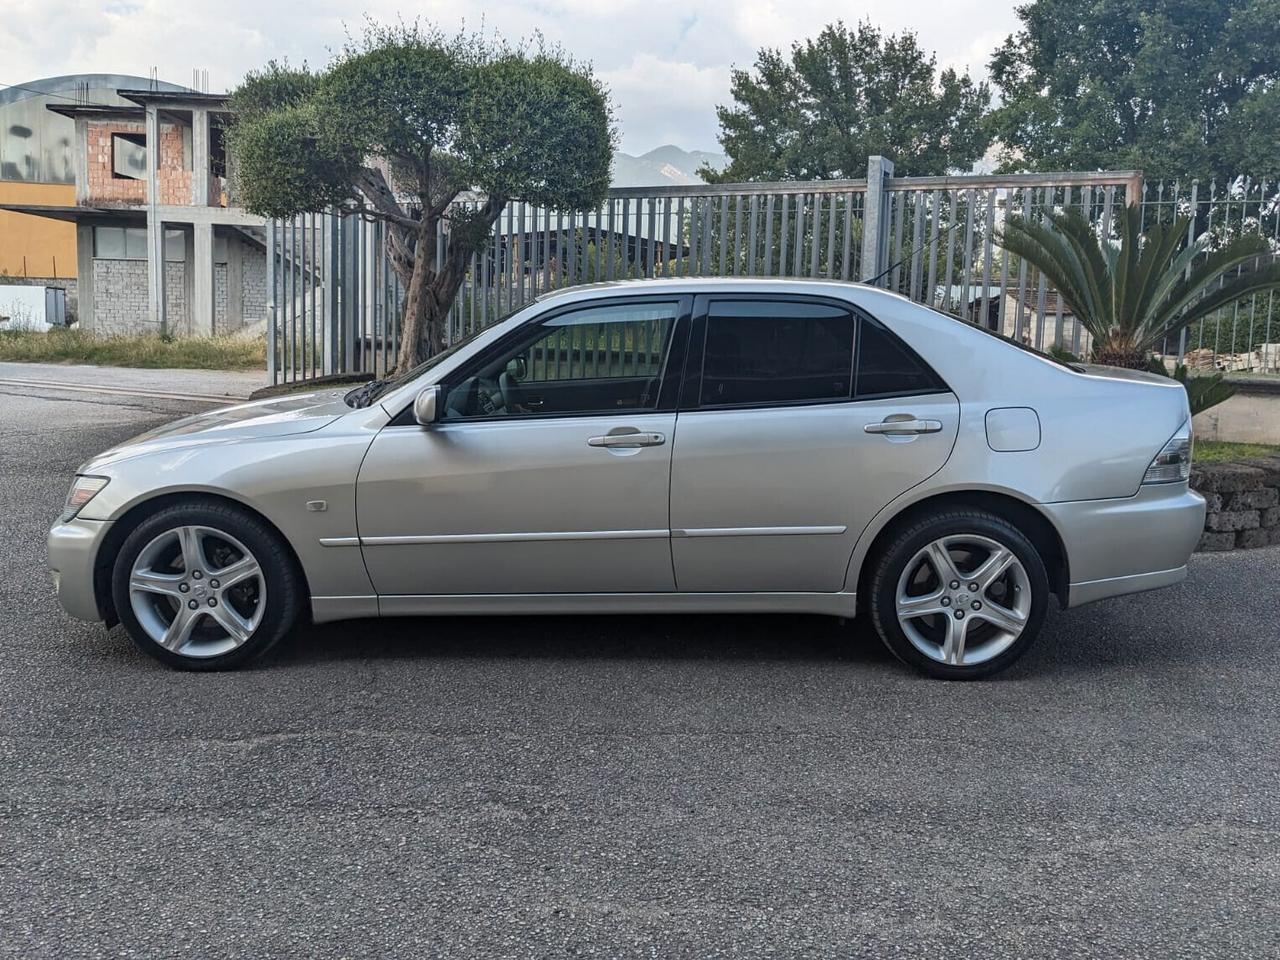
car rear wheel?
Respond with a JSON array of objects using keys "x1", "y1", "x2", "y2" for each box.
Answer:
[
  {"x1": 868, "y1": 509, "x2": 1049, "y2": 679},
  {"x1": 111, "y1": 501, "x2": 302, "y2": 670}
]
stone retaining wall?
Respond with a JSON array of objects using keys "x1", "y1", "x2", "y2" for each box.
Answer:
[{"x1": 1191, "y1": 455, "x2": 1280, "y2": 551}]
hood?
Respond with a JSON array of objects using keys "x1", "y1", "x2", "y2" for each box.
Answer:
[{"x1": 80, "y1": 390, "x2": 352, "y2": 471}]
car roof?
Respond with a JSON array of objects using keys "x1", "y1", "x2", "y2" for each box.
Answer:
[{"x1": 535, "y1": 276, "x2": 920, "y2": 313}]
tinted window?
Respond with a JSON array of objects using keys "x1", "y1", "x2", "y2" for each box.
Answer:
[
  {"x1": 700, "y1": 301, "x2": 855, "y2": 406},
  {"x1": 855, "y1": 319, "x2": 946, "y2": 398},
  {"x1": 444, "y1": 302, "x2": 678, "y2": 419}
]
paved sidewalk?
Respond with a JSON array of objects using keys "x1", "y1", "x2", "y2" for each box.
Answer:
[{"x1": 0, "y1": 361, "x2": 264, "y2": 400}]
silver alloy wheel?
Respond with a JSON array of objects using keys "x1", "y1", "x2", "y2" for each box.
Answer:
[
  {"x1": 894, "y1": 534, "x2": 1032, "y2": 667},
  {"x1": 128, "y1": 525, "x2": 266, "y2": 658}
]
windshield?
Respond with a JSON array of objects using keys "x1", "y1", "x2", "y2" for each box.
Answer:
[{"x1": 344, "y1": 326, "x2": 496, "y2": 408}]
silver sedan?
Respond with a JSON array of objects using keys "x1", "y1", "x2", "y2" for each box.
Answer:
[{"x1": 48, "y1": 279, "x2": 1205, "y2": 678}]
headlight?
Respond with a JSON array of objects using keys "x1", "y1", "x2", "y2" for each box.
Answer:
[
  {"x1": 62, "y1": 476, "x2": 110, "y2": 521},
  {"x1": 1143, "y1": 420, "x2": 1192, "y2": 484}
]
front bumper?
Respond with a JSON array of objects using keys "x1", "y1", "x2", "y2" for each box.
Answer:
[
  {"x1": 1041, "y1": 483, "x2": 1205, "y2": 607},
  {"x1": 47, "y1": 517, "x2": 112, "y2": 622}
]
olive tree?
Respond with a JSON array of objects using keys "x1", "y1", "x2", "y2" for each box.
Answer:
[{"x1": 228, "y1": 23, "x2": 614, "y2": 372}]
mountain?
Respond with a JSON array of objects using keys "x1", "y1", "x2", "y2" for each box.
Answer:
[{"x1": 611, "y1": 145, "x2": 728, "y2": 188}]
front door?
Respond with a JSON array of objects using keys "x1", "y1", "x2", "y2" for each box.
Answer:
[
  {"x1": 669, "y1": 295, "x2": 959, "y2": 593},
  {"x1": 357, "y1": 297, "x2": 690, "y2": 596}
]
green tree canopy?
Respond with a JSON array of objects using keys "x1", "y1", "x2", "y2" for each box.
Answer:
[
  {"x1": 989, "y1": 0, "x2": 1280, "y2": 179},
  {"x1": 702, "y1": 21, "x2": 990, "y2": 182},
  {"x1": 228, "y1": 22, "x2": 613, "y2": 371}
]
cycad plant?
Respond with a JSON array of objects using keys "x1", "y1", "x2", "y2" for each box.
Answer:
[{"x1": 998, "y1": 206, "x2": 1280, "y2": 369}]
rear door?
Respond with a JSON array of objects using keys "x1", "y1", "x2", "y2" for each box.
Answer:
[{"x1": 668, "y1": 295, "x2": 959, "y2": 593}]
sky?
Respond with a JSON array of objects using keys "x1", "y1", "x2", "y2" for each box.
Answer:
[{"x1": 0, "y1": 0, "x2": 1021, "y2": 156}]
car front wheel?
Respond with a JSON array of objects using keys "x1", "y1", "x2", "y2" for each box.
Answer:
[
  {"x1": 868, "y1": 509, "x2": 1050, "y2": 679},
  {"x1": 111, "y1": 501, "x2": 302, "y2": 670}
]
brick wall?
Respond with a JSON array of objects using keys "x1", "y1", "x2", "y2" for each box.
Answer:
[
  {"x1": 1192, "y1": 456, "x2": 1280, "y2": 551},
  {"x1": 85, "y1": 120, "x2": 192, "y2": 207},
  {"x1": 157, "y1": 122, "x2": 193, "y2": 206}
]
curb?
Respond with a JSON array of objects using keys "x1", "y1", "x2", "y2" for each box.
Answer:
[{"x1": 0, "y1": 376, "x2": 248, "y2": 405}]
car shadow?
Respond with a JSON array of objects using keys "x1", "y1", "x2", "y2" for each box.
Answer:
[{"x1": 267, "y1": 612, "x2": 894, "y2": 668}]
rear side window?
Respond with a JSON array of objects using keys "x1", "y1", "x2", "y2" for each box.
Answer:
[
  {"x1": 854, "y1": 318, "x2": 947, "y2": 399},
  {"x1": 701, "y1": 300, "x2": 855, "y2": 406}
]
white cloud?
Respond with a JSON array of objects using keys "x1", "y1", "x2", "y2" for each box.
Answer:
[
  {"x1": 0, "y1": 0, "x2": 1021, "y2": 153},
  {"x1": 598, "y1": 54, "x2": 728, "y2": 152}
]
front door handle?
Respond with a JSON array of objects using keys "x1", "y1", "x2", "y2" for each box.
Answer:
[
  {"x1": 588, "y1": 432, "x2": 666, "y2": 448},
  {"x1": 864, "y1": 418, "x2": 943, "y2": 435}
]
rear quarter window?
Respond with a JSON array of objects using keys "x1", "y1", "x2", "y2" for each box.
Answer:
[{"x1": 854, "y1": 317, "x2": 949, "y2": 399}]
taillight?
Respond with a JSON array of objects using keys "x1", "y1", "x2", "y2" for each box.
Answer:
[{"x1": 1143, "y1": 420, "x2": 1192, "y2": 484}]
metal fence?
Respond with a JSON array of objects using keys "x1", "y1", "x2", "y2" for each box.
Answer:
[
  {"x1": 266, "y1": 161, "x2": 1280, "y2": 385},
  {"x1": 1137, "y1": 176, "x2": 1280, "y2": 371}
]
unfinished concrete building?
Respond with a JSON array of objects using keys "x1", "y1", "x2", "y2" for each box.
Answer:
[{"x1": 1, "y1": 86, "x2": 266, "y2": 336}]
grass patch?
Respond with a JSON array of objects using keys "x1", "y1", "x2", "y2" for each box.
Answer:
[
  {"x1": 0, "y1": 328, "x2": 266, "y2": 370},
  {"x1": 1195, "y1": 440, "x2": 1280, "y2": 464}
]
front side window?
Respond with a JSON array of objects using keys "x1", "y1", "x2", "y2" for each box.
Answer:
[
  {"x1": 443, "y1": 301, "x2": 678, "y2": 420},
  {"x1": 700, "y1": 300, "x2": 855, "y2": 407}
]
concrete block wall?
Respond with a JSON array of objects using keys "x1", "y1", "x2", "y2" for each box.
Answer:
[
  {"x1": 1192, "y1": 456, "x2": 1280, "y2": 551},
  {"x1": 91, "y1": 259, "x2": 153, "y2": 335},
  {"x1": 214, "y1": 263, "x2": 228, "y2": 330},
  {"x1": 241, "y1": 243, "x2": 267, "y2": 326},
  {"x1": 92, "y1": 260, "x2": 190, "y2": 336},
  {"x1": 89, "y1": 233, "x2": 266, "y2": 337},
  {"x1": 1193, "y1": 385, "x2": 1280, "y2": 445},
  {"x1": 213, "y1": 236, "x2": 267, "y2": 335},
  {"x1": 165, "y1": 262, "x2": 187, "y2": 334}
]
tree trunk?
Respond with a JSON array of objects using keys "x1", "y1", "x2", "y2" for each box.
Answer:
[
  {"x1": 1091, "y1": 342, "x2": 1150, "y2": 369},
  {"x1": 393, "y1": 198, "x2": 505, "y2": 375},
  {"x1": 394, "y1": 217, "x2": 436, "y2": 373}
]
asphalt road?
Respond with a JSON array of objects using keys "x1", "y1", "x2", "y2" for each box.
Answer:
[{"x1": 1, "y1": 386, "x2": 1278, "y2": 959}]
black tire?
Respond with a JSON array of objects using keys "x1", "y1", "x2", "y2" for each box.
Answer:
[
  {"x1": 867, "y1": 508, "x2": 1050, "y2": 680},
  {"x1": 111, "y1": 499, "x2": 303, "y2": 671}
]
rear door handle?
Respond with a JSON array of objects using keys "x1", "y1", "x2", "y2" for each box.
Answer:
[
  {"x1": 588, "y1": 432, "x2": 666, "y2": 448},
  {"x1": 864, "y1": 418, "x2": 943, "y2": 435}
]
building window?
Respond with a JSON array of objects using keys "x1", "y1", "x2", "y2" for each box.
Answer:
[
  {"x1": 93, "y1": 226, "x2": 185, "y2": 262},
  {"x1": 111, "y1": 133, "x2": 147, "y2": 180},
  {"x1": 210, "y1": 119, "x2": 227, "y2": 180}
]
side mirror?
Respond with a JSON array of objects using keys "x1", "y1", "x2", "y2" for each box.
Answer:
[
  {"x1": 413, "y1": 385, "x2": 442, "y2": 426},
  {"x1": 506, "y1": 356, "x2": 528, "y2": 380}
]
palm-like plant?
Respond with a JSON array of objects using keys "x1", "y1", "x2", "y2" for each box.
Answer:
[{"x1": 998, "y1": 206, "x2": 1280, "y2": 369}]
